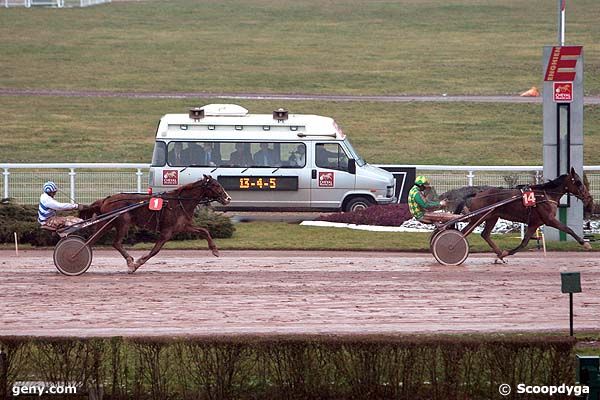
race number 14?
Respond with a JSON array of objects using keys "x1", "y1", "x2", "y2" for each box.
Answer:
[{"x1": 522, "y1": 191, "x2": 536, "y2": 207}]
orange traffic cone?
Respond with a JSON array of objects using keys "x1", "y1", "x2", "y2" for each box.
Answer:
[{"x1": 520, "y1": 86, "x2": 540, "y2": 97}]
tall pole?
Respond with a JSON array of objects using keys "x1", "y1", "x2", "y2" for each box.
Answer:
[
  {"x1": 558, "y1": 0, "x2": 566, "y2": 45},
  {"x1": 569, "y1": 292, "x2": 574, "y2": 336}
]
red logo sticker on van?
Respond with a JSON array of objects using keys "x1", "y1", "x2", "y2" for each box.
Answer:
[
  {"x1": 163, "y1": 170, "x2": 179, "y2": 185},
  {"x1": 318, "y1": 171, "x2": 334, "y2": 187}
]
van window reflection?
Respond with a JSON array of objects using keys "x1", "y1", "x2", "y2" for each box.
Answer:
[
  {"x1": 316, "y1": 143, "x2": 349, "y2": 171},
  {"x1": 164, "y1": 141, "x2": 305, "y2": 168}
]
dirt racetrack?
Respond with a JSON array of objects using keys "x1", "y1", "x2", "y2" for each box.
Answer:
[{"x1": 1, "y1": 249, "x2": 598, "y2": 337}]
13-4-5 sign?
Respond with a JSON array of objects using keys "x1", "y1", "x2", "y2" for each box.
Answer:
[{"x1": 218, "y1": 176, "x2": 298, "y2": 191}]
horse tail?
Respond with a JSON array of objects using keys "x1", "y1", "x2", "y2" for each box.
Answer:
[{"x1": 79, "y1": 198, "x2": 104, "y2": 220}]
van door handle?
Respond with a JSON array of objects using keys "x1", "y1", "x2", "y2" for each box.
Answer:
[{"x1": 312, "y1": 169, "x2": 317, "y2": 179}]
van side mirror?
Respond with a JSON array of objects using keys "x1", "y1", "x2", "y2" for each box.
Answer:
[{"x1": 348, "y1": 159, "x2": 356, "y2": 174}]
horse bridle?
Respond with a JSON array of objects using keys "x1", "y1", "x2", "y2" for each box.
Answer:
[{"x1": 565, "y1": 176, "x2": 587, "y2": 202}]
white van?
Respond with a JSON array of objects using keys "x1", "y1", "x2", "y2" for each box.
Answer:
[{"x1": 148, "y1": 104, "x2": 396, "y2": 212}]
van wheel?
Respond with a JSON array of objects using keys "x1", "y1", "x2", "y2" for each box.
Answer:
[{"x1": 344, "y1": 196, "x2": 374, "y2": 212}]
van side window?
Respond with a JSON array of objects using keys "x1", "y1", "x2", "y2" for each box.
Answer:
[
  {"x1": 221, "y1": 142, "x2": 305, "y2": 168},
  {"x1": 316, "y1": 143, "x2": 349, "y2": 171},
  {"x1": 286, "y1": 143, "x2": 306, "y2": 167},
  {"x1": 165, "y1": 141, "x2": 306, "y2": 168},
  {"x1": 151, "y1": 141, "x2": 167, "y2": 167},
  {"x1": 168, "y1": 141, "x2": 192, "y2": 167},
  {"x1": 167, "y1": 141, "x2": 223, "y2": 167}
]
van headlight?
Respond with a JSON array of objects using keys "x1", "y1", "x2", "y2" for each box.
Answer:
[{"x1": 386, "y1": 185, "x2": 394, "y2": 198}]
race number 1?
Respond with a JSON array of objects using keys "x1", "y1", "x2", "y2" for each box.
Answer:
[
  {"x1": 522, "y1": 190, "x2": 536, "y2": 207},
  {"x1": 149, "y1": 197, "x2": 164, "y2": 211}
]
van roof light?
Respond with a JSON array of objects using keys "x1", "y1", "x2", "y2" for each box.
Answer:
[
  {"x1": 189, "y1": 107, "x2": 205, "y2": 121},
  {"x1": 273, "y1": 108, "x2": 288, "y2": 121}
]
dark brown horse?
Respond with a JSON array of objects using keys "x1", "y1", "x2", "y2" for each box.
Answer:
[
  {"x1": 461, "y1": 168, "x2": 593, "y2": 260},
  {"x1": 80, "y1": 175, "x2": 231, "y2": 273}
]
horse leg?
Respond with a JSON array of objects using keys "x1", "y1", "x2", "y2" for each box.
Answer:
[
  {"x1": 477, "y1": 216, "x2": 507, "y2": 259},
  {"x1": 185, "y1": 225, "x2": 219, "y2": 257},
  {"x1": 542, "y1": 216, "x2": 592, "y2": 250},
  {"x1": 111, "y1": 221, "x2": 135, "y2": 272},
  {"x1": 129, "y1": 233, "x2": 173, "y2": 273},
  {"x1": 506, "y1": 224, "x2": 540, "y2": 256}
]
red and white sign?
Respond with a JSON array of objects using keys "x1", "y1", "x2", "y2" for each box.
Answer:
[
  {"x1": 148, "y1": 197, "x2": 164, "y2": 211},
  {"x1": 522, "y1": 190, "x2": 536, "y2": 207},
  {"x1": 162, "y1": 170, "x2": 179, "y2": 185},
  {"x1": 544, "y1": 46, "x2": 582, "y2": 82},
  {"x1": 318, "y1": 171, "x2": 334, "y2": 187},
  {"x1": 553, "y1": 82, "x2": 573, "y2": 102}
]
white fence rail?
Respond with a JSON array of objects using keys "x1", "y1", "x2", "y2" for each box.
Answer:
[
  {"x1": 1, "y1": 164, "x2": 148, "y2": 205},
  {"x1": 4, "y1": 0, "x2": 110, "y2": 7},
  {"x1": 1, "y1": 163, "x2": 599, "y2": 205}
]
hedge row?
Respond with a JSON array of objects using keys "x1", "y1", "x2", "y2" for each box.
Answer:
[
  {"x1": 0, "y1": 200, "x2": 234, "y2": 247},
  {"x1": 317, "y1": 204, "x2": 413, "y2": 226},
  {"x1": 0, "y1": 335, "x2": 576, "y2": 400}
]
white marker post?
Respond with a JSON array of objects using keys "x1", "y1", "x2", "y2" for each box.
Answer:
[
  {"x1": 558, "y1": 0, "x2": 566, "y2": 45},
  {"x1": 14, "y1": 232, "x2": 18, "y2": 256}
]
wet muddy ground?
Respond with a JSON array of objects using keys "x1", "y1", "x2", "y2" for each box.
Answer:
[{"x1": 1, "y1": 249, "x2": 598, "y2": 337}]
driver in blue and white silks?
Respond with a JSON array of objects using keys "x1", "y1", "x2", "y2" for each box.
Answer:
[{"x1": 38, "y1": 181, "x2": 84, "y2": 230}]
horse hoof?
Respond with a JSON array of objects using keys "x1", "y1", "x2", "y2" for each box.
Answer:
[
  {"x1": 212, "y1": 249, "x2": 220, "y2": 257},
  {"x1": 583, "y1": 242, "x2": 592, "y2": 250},
  {"x1": 127, "y1": 262, "x2": 138, "y2": 274}
]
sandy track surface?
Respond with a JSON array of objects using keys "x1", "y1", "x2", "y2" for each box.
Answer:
[{"x1": 0, "y1": 249, "x2": 598, "y2": 337}]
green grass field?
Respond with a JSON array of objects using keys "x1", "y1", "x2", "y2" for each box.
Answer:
[
  {"x1": 150, "y1": 221, "x2": 598, "y2": 252},
  {"x1": 1, "y1": 0, "x2": 599, "y2": 164},
  {"x1": 0, "y1": 0, "x2": 599, "y2": 95},
  {"x1": 1, "y1": 96, "x2": 600, "y2": 165}
]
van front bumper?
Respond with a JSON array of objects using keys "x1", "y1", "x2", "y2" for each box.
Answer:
[{"x1": 376, "y1": 196, "x2": 397, "y2": 205}]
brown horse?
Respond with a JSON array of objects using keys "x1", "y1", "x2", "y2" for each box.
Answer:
[
  {"x1": 461, "y1": 167, "x2": 593, "y2": 260},
  {"x1": 80, "y1": 175, "x2": 231, "y2": 273}
]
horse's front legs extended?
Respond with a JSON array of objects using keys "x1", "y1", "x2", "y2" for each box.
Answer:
[
  {"x1": 186, "y1": 225, "x2": 219, "y2": 257},
  {"x1": 543, "y1": 216, "x2": 592, "y2": 250}
]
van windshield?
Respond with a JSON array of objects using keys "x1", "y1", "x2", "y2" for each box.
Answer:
[{"x1": 343, "y1": 139, "x2": 366, "y2": 167}]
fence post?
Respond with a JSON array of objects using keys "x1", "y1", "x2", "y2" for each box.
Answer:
[
  {"x1": 535, "y1": 170, "x2": 543, "y2": 184},
  {"x1": 467, "y1": 170, "x2": 475, "y2": 186},
  {"x1": 69, "y1": 168, "x2": 76, "y2": 203},
  {"x1": 2, "y1": 168, "x2": 9, "y2": 199},
  {"x1": 136, "y1": 168, "x2": 143, "y2": 193}
]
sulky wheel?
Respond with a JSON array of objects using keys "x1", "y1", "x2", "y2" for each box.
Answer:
[
  {"x1": 431, "y1": 229, "x2": 469, "y2": 266},
  {"x1": 429, "y1": 228, "x2": 443, "y2": 247},
  {"x1": 53, "y1": 235, "x2": 93, "y2": 276}
]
